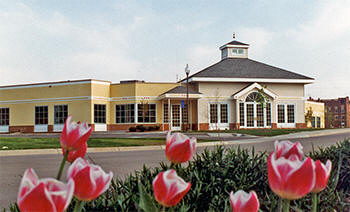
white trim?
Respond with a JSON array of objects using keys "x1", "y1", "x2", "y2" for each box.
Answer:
[
  {"x1": 0, "y1": 80, "x2": 110, "y2": 90},
  {"x1": 276, "y1": 103, "x2": 296, "y2": 128},
  {"x1": 0, "y1": 96, "x2": 91, "y2": 104},
  {"x1": 208, "y1": 102, "x2": 230, "y2": 130},
  {"x1": 110, "y1": 96, "x2": 159, "y2": 101},
  {"x1": 53, "y1": 124, "x2": 64, "y2": 132},
  {"x1": 0, "y1": 125, "x2": 9, "y2": 133},
  {"x1": 34, "y1": 124, "x2": 48, "y2": 132},
  {"x1": 189, "y1": 77, "x2": 314, "y2": 84},
  {"x1": 158, "y1": 93, "x2": 203, "y2": 99},
  {"x1": 219, "y1": 44, "x2": 249, "y2": 50},
  {"x1": 233, "y1": 82, "x2": 277, "y2": 99},
  {"x1": 94, "y1": 124, "x2": 107, "y2": 131}
]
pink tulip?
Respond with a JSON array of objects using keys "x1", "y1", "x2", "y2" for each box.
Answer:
[
  {"x1": 17, "y1": 168, "x2": 74, "y2": 212},
  {"x1": 153, "y1": 169, "x2": 191, "y2": 207},
  {"x1": 62, "y1": 142, "x2": 87, "y2": 163},
  {"x1": 165, "y1": 131, "x2": 196, "y2": 164},
  {"x1": 274, "y1": 140, "x2": 303, "y2": 160},
  {"x1": 268, "y1": 152, "x2": 315, "y2": 200},
  {"x1": 311, "y1": 160, "x2": 332, "y2": 193},
  {"x1": 67, "y1": 158, "x2": 113, "y2": 201},
  {"x1": 229, "y1": 190, "x2": 259, "y2": 212},
  {"x1": 60, "y1": 116, "x2": 92, "y2": 151}
]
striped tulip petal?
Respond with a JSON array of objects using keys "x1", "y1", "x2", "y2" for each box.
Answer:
[
  {"x1": 165, "y1": 131, "x2": 196, "y2": 164},
  {"x1": 230, "y1": 190, "x2": 259, "y2": 212}
]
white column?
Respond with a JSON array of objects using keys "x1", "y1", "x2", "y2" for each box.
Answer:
[
  {"x1": 236, "y1": 100, "x2": 239, "y2": 128},
  {"x1": 162, "y1": 100, "x2": 164, "y2": 131},
  {"x1": 168, "y1": 98, "x2": 170, "y2": 130},
  {"x1": 197, "y1": 99, "x2": 200, "y2": 130}
]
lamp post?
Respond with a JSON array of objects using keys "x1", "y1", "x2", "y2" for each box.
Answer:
[{"x1": 185, "y1": 64, "x2": 190, "y2": 131}]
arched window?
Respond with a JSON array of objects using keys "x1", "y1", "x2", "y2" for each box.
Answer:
[{"x1": 246, "y1": 92, "x2": 260, "y2": 102}]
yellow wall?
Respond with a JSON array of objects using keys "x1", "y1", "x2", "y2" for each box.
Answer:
[
  {"x1": 0, "y1": 83, "x2": 92, "y2": 101},
  {"x1": 305, "y1": 101, "x2": 325, "y2": 128}
]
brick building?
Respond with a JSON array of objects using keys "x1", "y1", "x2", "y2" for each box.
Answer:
[{"x1": 318, "y1": 97, "x2": 350, "y2": 128}]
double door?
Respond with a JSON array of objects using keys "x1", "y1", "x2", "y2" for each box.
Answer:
[{"x1": 245, "y1": 103, "x2": 265, "y2": 128}]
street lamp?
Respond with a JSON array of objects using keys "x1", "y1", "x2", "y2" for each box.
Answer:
[{"x1": 185, "y1": 64, "x2": 190, "y2": 131}]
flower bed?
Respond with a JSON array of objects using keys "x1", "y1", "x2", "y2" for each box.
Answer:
[{"x1": 65, "y1": 139, "x2": 349, "y2": 211}]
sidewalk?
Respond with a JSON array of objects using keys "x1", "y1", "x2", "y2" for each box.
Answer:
[{"x1": 1, "y1": 128, "x2": 349, "y2": 157}]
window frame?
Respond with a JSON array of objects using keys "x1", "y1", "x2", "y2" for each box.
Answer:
[
  {"x1": 54, "y1": 105, "x2": 68, "y2": 125},
  {"x1": 0, "y1": 108, "x2": 10, "y2": 126},
  {"x1": 137, "y1": 103, "x2": 157, "y2": 123},
  {"x1": 115, "y1": 104, "x2": 135, "y2": 124},
  {"x1": 35, "y1": 106, "x2": 49, "y2": 125},
  {"x1": 94, "y1": 104, "x2": 106, "y2": 124}
]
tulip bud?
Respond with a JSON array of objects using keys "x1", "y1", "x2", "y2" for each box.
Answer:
[
  {"x1": 311, "y1": 160, "x2": 332, "y2": 193},
  {"x1": 229, "y1": 190, "x2": 259, "y2": 212},
  {"x1": 60, "y1": 116, "x2": 92, "y2": 151},
  {"x1": 17, "y1": 168, "x2": 74, "y2": 212},
  {"x1": 153, "y1": 169, "x2": 191, "y2": 207},
  {"x1": 268, "y1": 153, "x2": 315, "y2": 200},
  {"x1": 67, "y1": 158, "x2": 113, "y2": 201},
  {"x1": 62, "y1": 142, "x2": 87, "y2": 163},
  {"x1": 274, "y1": 140, "x2": 303, "y2": 160},
  {"x1": 165, "y1": 131, "x2": 196, "y2": 164}
]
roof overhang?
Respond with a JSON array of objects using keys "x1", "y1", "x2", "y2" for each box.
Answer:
[
  {"x1": 158, "y1": 93, "x2": 203, "y2": 100},
  {"x1": 233, "y1": 82, "x2": 277, "y2": 99},
  {"x1": 188, "y1": 77, "x2": 314, "y2": 84},
  {"x1": 219, "y1": 44, "x2": 249, "y2": 50}
]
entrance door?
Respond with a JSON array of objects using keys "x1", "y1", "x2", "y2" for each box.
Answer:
[
  {"x1": 245, "y1": 103, "x2": 265, "y2": 128},
  {"x1": 171, "y1": 105, "x2": 181, "y2": 130}
]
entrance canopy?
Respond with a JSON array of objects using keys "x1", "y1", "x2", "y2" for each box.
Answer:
[
  {"x1": 232, "y1": 82, "x2": 277, "y2": 100},
  {"x1": 158, "y1": 86, "x2": 203, "y2": 99}
]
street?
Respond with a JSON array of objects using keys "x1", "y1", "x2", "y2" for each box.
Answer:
[{"x1": 1, "y1": 131, "x2": 350, "y2": 209}]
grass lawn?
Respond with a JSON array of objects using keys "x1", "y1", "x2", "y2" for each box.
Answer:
[
  {"x1": 0, "y1": 137, "x2": 211, "y2": 150},
  {"x1": 187, "y1": 128, "x2": 328, "y2": 137}
]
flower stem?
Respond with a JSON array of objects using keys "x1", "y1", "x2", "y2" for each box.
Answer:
[
  {"x1": 170, "y1": 162, "x2": 175, "y2": 169},
  {"x1": 56, "y1": 150, "x2": 69, "y2": 180},
  {"x1": 277, "y1": 198, "x2": 283, "y2": 212},
  {"x1": 73, "y1": 200, "x2": 85, "y2": 212},
  {"x1": 312, "y1": 193, "x2": 317, "y2": 212},
  {"x1": 283, "y1": 199, "x2": 290, "y2": 212}
]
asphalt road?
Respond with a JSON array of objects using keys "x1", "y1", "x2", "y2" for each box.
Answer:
[{"x1": 1, "y1": 131, "x2": 349, "y2": 210}]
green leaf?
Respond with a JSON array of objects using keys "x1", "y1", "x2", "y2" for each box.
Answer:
[{"x1": 137, "y1": 182, "x2": 158, "y2": 212}]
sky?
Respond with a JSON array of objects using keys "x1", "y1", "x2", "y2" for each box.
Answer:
[{"x1": 0, "y1": 0, "x2": 349, "y2": 98}]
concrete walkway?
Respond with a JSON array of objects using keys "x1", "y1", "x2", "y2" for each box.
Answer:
[{"x1": 1, "y1": 128, "x2": 349, "y2": 157}]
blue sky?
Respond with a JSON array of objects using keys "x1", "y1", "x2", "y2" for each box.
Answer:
[{"x1": 0, "y1": 0, "x2": 349, "y2": 98}]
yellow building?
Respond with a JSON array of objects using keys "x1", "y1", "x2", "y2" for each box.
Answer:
[
  {"x1": 305, "y1": 100, "x2": 325, "y2": 128},
  {"x1": 0, "y1": 39, "x2": 315, "y2": 133}
]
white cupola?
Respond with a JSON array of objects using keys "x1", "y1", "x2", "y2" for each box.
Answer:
[{"x1": 219, "y1": 34, "x2": 249, "y2": 60}]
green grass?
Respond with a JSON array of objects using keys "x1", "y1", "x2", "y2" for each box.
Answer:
[
  {"x1": 0, "y1": 137, "x2": 211, "y2": 150},
  {"x1": 186, "y1": 128, "x2": 328, "y2": 136}
]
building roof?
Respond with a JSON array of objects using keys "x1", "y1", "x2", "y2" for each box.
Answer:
[
  {"x1": 0, "y1": 79, "x2": 111, "y2": 89},
  {"x1": 188, "y1": 58, "x2": 314, "y2": 80},
  {"x1": 224, "y1": 40, "x2": 249, "y2": 46},
  {"x1": 161, "y1": 86, "x2": 202, "y2": 95}
]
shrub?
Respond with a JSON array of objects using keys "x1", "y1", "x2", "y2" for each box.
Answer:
[
  {"x1": 70, "y1": 139, "x2": 350, "y2": 211},
  {"x1": 128, "y1": 127, "x2": 137, "y2": 132},
  {"x1": 136, "y1": 125, "x2": 145, "y2": 132}
]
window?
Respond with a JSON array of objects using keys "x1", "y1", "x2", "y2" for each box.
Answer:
[
  {"x1": 341, "y1": 105, "x2": 345, "y2": 113},
  {"x1": 328, "y1": 107, "x2": 332, "y2": 112},
  {"x1": 287, "y1": 105, "x2": 295, "y2": 123},
  {"x1": 181, "y1": 104, "x2": 188, "y2": 124},
  {"x1": 239, "y1": 103, "x2": 244, "y2": 126},
  {"x1": 94, "y1": 104, "x2": 106, "y2": 124},
  {"x1": 266, "y1": 103, "x2": 271, "y2": 126},
  {"x1": 137, "y1": 104, "x2": 156, "y2": 123},
  {"x1": 54, "y1": 105, "x2": 68, "y2": 124},
  {"x1": 209, "y1": 104, "x2": 218, "y2": 123},
  {"x1": 0, "y1": 108, "x2": 9, "y2": 126},
  {"x1": 163, "y1": 104, "x2": 169, "y2": 123},
  {"x1": 317, "y1": 117, "x2": 321, "y2": 128},
  {"x1": 311, "y1": 117, "x2": 316, "y2": 128},
  {"x1": 335, "y1": 106, "x2": 338, "y2": 113},
  {"x1": 232, "y1": 48, "x2": 244, "y2": 55},
  {"x1": 342, "y1": 115, "x2": 345, "y2": 120},
  {"x1": 335, "y1": 115, "x2": 338, "y2": 120},
  {"x1": 277, "y1": 105, "x2": 285, "y2": 123},
  {"x1": 220, "y1": 104, "x2": 228, "y2": 123},
  {"x1": 246, "y1": 92, "x2": 260, "y2": 102},
  {"x1": 35, "y1": 106, "x2": 48, "y2": 125},
  {"x1": 116, "y1": 104, "x2": 135, "y2": 123}
]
